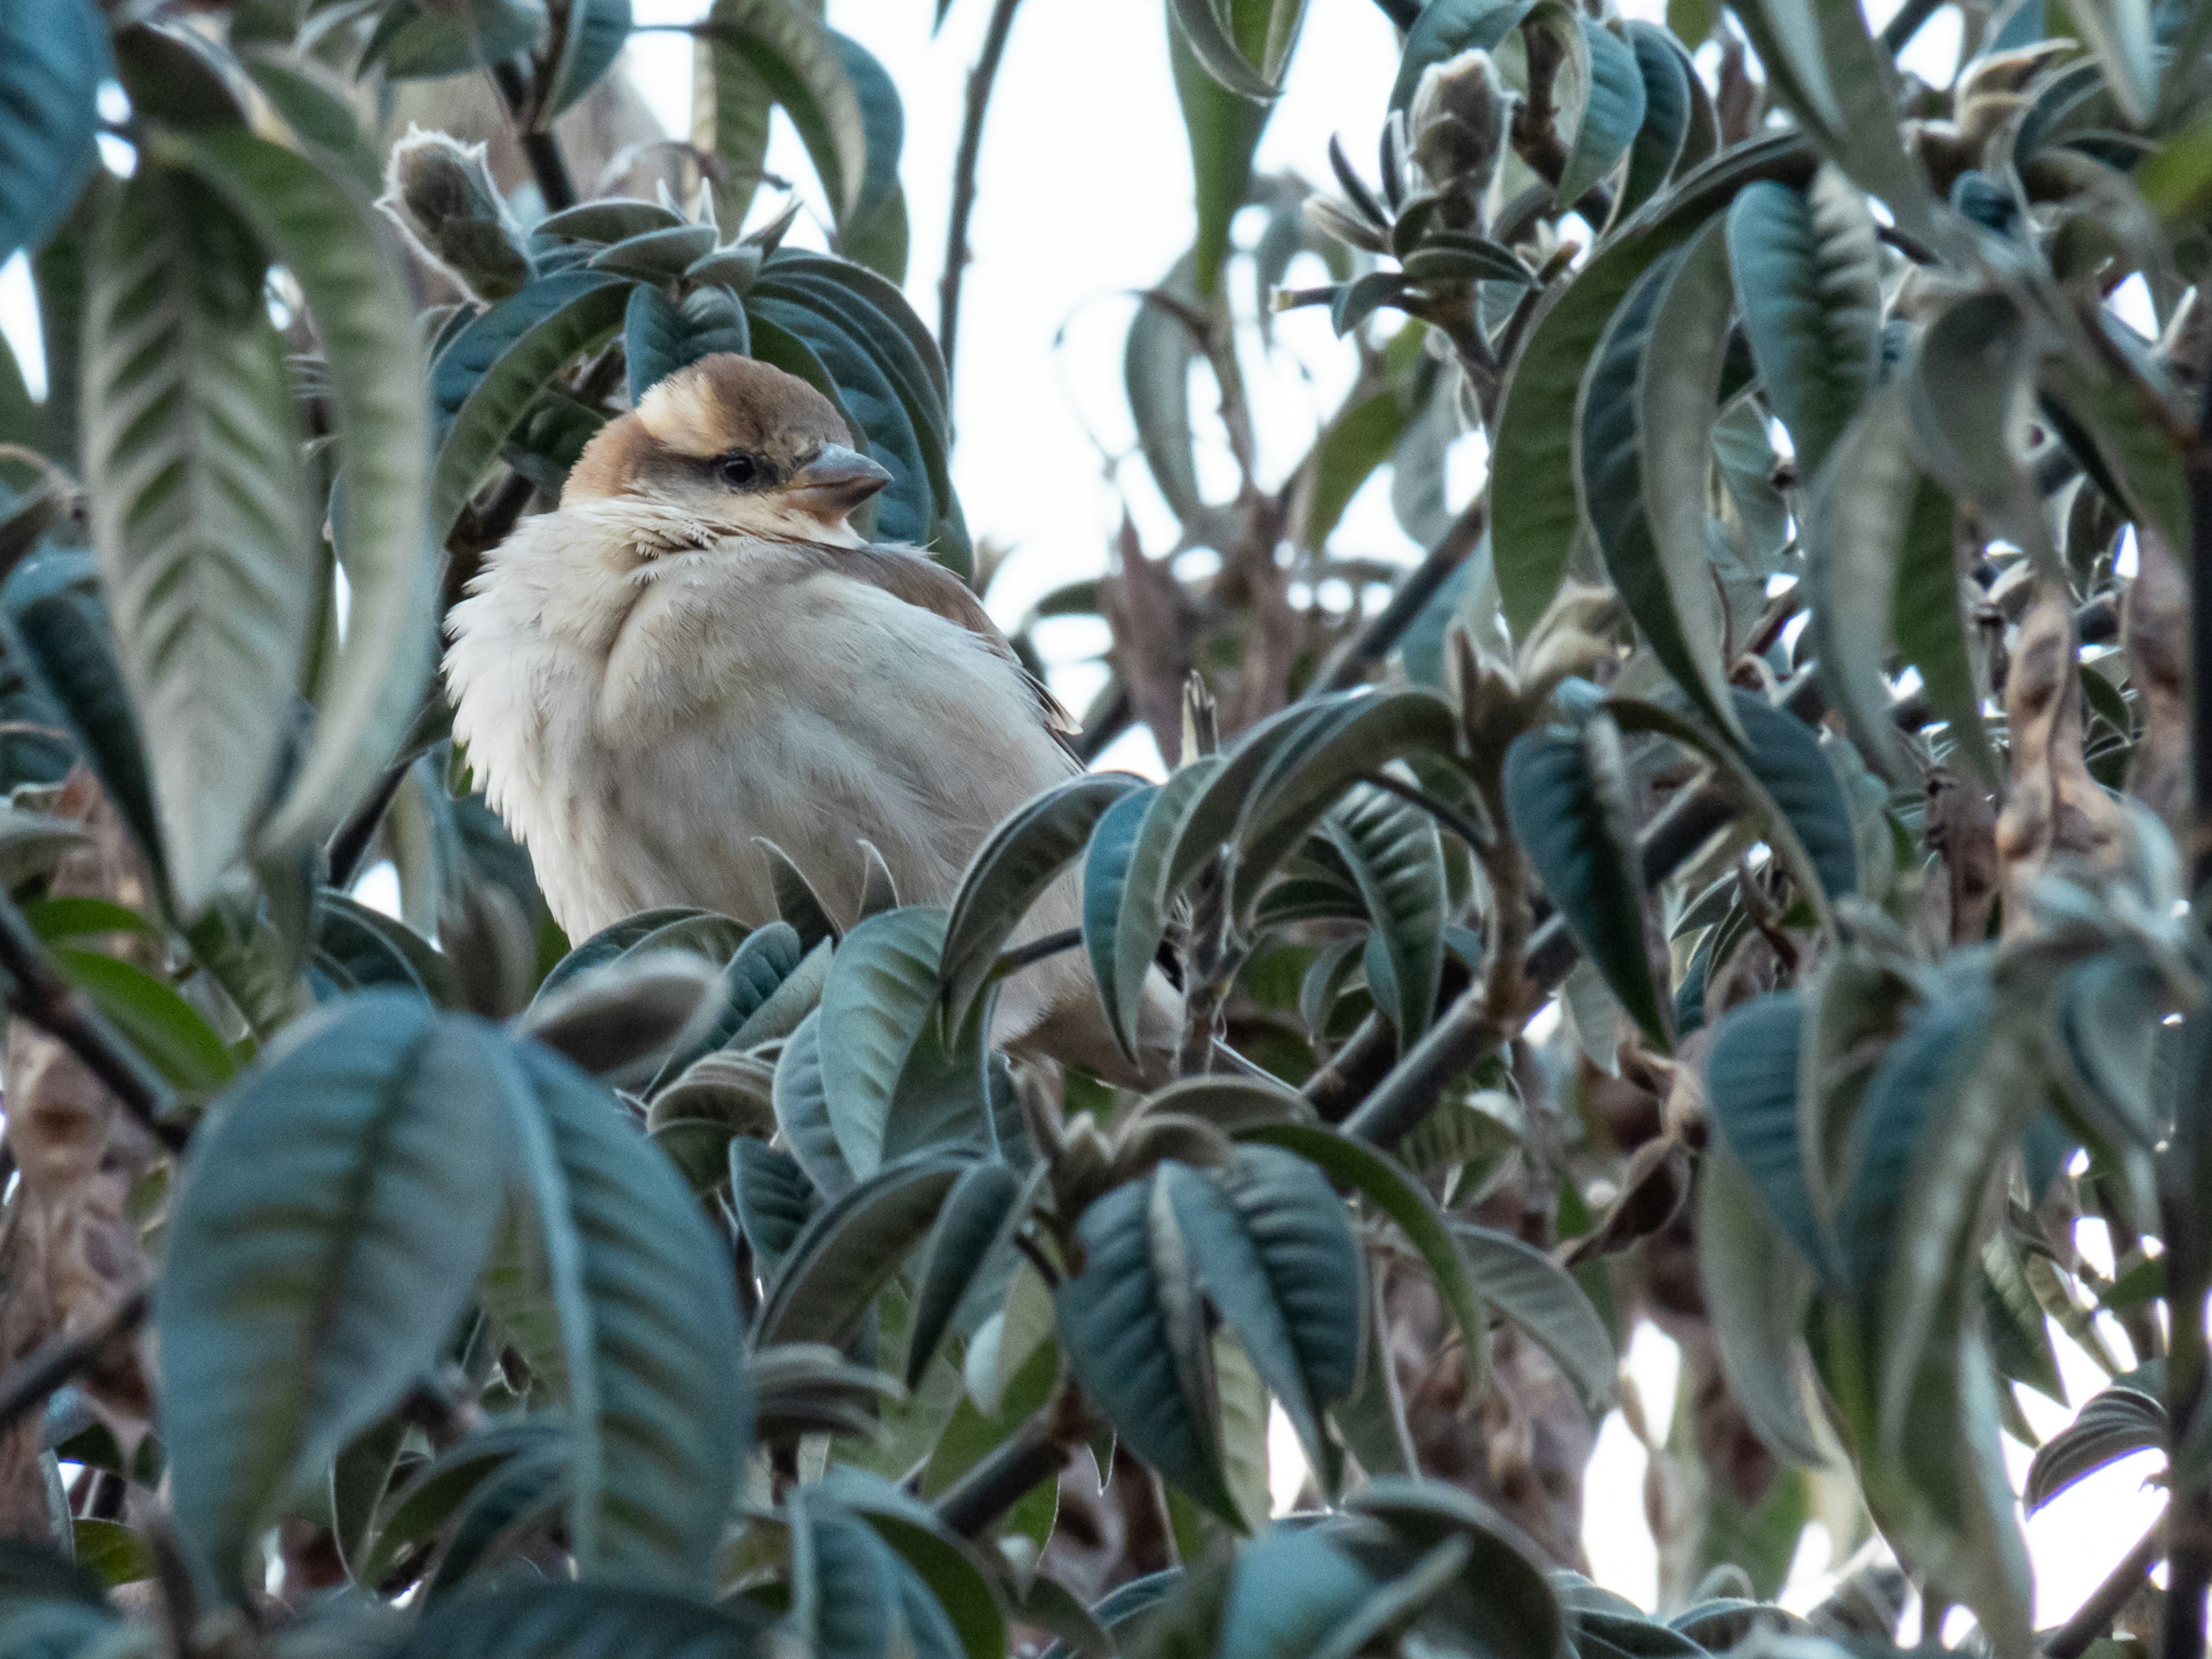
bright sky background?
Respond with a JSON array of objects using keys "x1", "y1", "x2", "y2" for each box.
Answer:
[{"x1": 0, "y1": 0, "x2": 2171, "y2": 1628}]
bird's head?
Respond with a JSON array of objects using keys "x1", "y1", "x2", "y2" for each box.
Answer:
[{"x1": 562, "y1": 353, "x2": 892, "y2": 543}]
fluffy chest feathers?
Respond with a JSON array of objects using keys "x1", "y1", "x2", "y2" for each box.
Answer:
[{"x1": 443, "y1": 502, "x2": 1078, "y2": 953}]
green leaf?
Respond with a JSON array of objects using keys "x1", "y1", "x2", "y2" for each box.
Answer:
[
  {"x1": 395, "y1": 1584, "x2": 757, "y2": 1658},
  {"x1": 1226, "y1": 691, "x2": 1463, "y2": 920},
  {"x1": 1701, "y1": 990, "x2": 1824, "y2": 1266},
  {"x1": 1307, "y1": 393, "x2": 1408, "y2": 551},
  {"x1": 757, "y1": 1149, "x2": 967, "y2": 1347},
  {"x1": 1319, "y1": 785, "x2": 1444, "y2": 1046},
  {"x1": 2040, "y1": 347, "x2": 2193, "y2": 562},
  {"x1": 53, "y1": 948, "x2": 234, "y2": 1095},
  {"x1": 2070, "y1": 0, "x2": 2158, "y2": 124},
  {"x1": 1558, "y1": 18, "x2": 1647, "y2": 206},
  {"x1": 774, "y1": 1009, "x2": 855, "y2": 1196},
  {"x1": 1906, "y1": 294, "x2": 2050, "y2": 571},
  {"x1": 788, "y1": 1491, "x2": 966, "y2": 1659},
  {"x1": 1238, "y1": 1124, "x2": 1491, "y2": 1405},
  {"x1": 748, "y1": 291, "x2": 934, "y2": 547},
  {"x1": 816, "y1": 907, "x2": 948, "y2": 1179},
  {"x1": 503, "y1": 1043, "x2": 749, "y2": 1586},
  {"x1": 1082, "y1": 766, "x2": 1209, "y2": 1060},
  {"x1": 827, "y1": 32, "x2": 907, "y2": 279},
  {"x1": 1055, "y1": 1171, "x2": 1241, "y2": 1524},
  {"x1": 164, "y1": 128, "x2": 436, "y2": 861},
  {"x1": 81, "y1": 163, "x2": 313, "y2": 910},
  {"x1": 429, "y1": 271, "x2": 630, "y2": 539},
  {"x1": 2025, "y1": 1378, "x2": 2165, "y2": 1510},
  {"x1": 698, "y1": 0, "x2": 869, "y2": 221},
  {"x1": 158, "y1": 994, "x2": 510, "y2": 1596},
  {"x1": 1802, "y1": 387, "x2": 1910, "y2": 787},
  {"x1": 1590, "y1": 221, "x2": 1741, "y2": 741},
  {"x1": 1725, "y1": 170, "x2": 1879, "y2": 478},
  {"x1": 0, "y1": 0, "x2": 108, "y2": 264},
  {"x1": 1388, "y1": 0, "x2": 1535, "y2": 112},
  {"x1": 625, "y1": 283, "x2": 749, "y2": 404},
  {"x1": 940, "y1": 774, "x2": 1145, "y2": 1039},
  {"x1": 1171, "y1": 33, "x2": 1271, "y2": 300},
  {"x1": 540, "y1": 0, "x2": 632, "y2": 122},
  {"x1": 0, "y1": 552, "x2": 168, "y2": 903},
  {"x1": 1160, "y1": 1148, "x2": 1366, "y2": 1487},
  {"x1": 534, "y1": 907, "x2": 724, "y2": 1004},
  {"x1": 1169, "y1": 0, "x2": 1300, "y2": 101},
  {"x1": 906, "y1": 1159, "x2": 1027, "y2": 1388},
  {"x1": 815, "y1": 1470, "x2": 1012, "y2": 1659},
  {"x1": 1698, "y1": 1143, "x2": 1827, "y2": 1463},
  {"x1": 1616, "y1": 22, "x2": 1695, "y2": 222},
  {"x1": 1215, "y1": 1529, "x2": 1378, "y2": 1659},
  {"x1": 1127, "y1": 257, "x2": 1211, "y2": 515},
  {"x1": 730, "y1": 1138, "x2": 819, "y2": 1274},
  {"x1": 362, "y1": 0, "x2": 550, "y2": 79},
  {"x1": 1343, "y1": 1480, "x2": 1564, "y2": 1659},
  {"x1": 1732, "y1": 0, "x2": 1930, "y2": 232},
  {"x1": 1450, "y1": 1222, "x2": 1615, "y2": 1414},
  {"x1": 1502, "y1": 719, "x2": 1666, "y2": 1046},
  {"x1": 1491, "y1": 132, "x2": 1816, "y2": 634}
]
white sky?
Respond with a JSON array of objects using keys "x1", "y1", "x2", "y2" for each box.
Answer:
[{"x1": 0, "y1": 0, "x2": 2162, "y2": 1626}]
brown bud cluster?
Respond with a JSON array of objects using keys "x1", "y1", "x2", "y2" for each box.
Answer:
[{"x1": 378, "y1": 127, "x2": 533, "y2": 304}]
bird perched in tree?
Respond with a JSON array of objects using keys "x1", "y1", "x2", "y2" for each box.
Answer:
[{"x1": 444, "y1": 353, "x2": 1172, "y2": 1081}]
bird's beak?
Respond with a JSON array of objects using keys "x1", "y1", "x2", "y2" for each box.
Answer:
[{"x1": 787, "y1": 444, "x2": 892, "y2": 520}]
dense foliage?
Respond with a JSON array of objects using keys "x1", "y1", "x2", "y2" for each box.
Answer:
[{"x1": 0, "y1": 0, "x2": 2207, "y2": 1655}]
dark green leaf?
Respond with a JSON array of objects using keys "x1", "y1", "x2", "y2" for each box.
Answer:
[
  {"x1": 774, "y1": 1009, "x2": 854, "y2": 1196},
  {"x1": 167, "y1": 128, "x2": 437, "y2": 859},
  {"x1": 756, "y1": 1151, "x2": 968, "y2": 1347},
  {"x1": 0, "y1": 0, "x2": 108, "y2": 264},
  {"x1": 1584, "y1": 225, "x2": 1739, "y2": 739},
  {"x1": 504, "y1": 1044, "x2": 749, "y2": 1585},
  {"x1": 1238, "y1": 1124, "x2": 1491, "y2": 1404},
  {"x1": 158, "y1": 995, "x2": 511, "y2": 1596},
  {"x1": 1698, "y1": 1143, "x2": 1826, "y2": 1462},
  {"x1": 2025, "y1": 1380, "x2": 2165, "y2": 1510},
  {"x1": 940, "y1": 774, "x2": 1145, "y2": 1039},
  {"x1": 540, "y1": 0, "x2": 632, "y2": 121},
  {"x1": 905, "y1": 1159, "x2": 1025, "y2": 1388},
  {"x1": 1558, "y1": 18, "x2": 1647, "y2": 206},
  {"x1": 626, "y1": 283, "x2": 749, "y2": 404},
  {"x1": 54, "y1": 948, "x2": 234, "y2": 1094},
  {"x1": 1320, "y1": 785, "x2": 1444, "y2": 1046},
  {"x1": 1616, "y1": 22, "x2": 1694, "y2": 222},
  {"x1": 1725, "y1": 170, "x2": 1880, "y2": 477},
  {"x1": 82, "y1": 164, "x2": 313, "y2": 908},
  {"x1": 362, "y1": 0, "x2": 550, "y2": 79},
  {"x1": 817, "y1": 907, "x2": 946, "y2": 1177},
  {"x1": 1502, "y1": 720, "x2": 1666, "y2": 1046},
  {"x1": 698, "y1": 0, "x2": 869, "y2": 222},
  {"x1": 1491, "y1": 133, "x2": 1816, "y2": 633},
  {"x1": 1389, "y1": 0, "x2": 1535, "y2": 112},
  {"x1": 429, "y1": 272, "x2": 630, "y2": 539},
  {"x1": 395, "y1": 1583, "x2": 755, "y2": 1658},
  {"x1": 1451, "y1": 1222, "x2": 1615, "y2": 1414},
  {"x1": 730, "y1": 1138, "x2": 819, "y2": 1274},
  {"x1": 1172, "y1": 34, "x2": 1271, "y2": 298}
]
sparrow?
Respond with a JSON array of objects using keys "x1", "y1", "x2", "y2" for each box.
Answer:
[{"x1": 443, "y1": 353, "x2": 1174, "y2": 1082}]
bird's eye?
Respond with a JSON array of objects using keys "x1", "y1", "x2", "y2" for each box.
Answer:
[{"x1": 717, "y1": 453, "x2": 759, "y2": 488}]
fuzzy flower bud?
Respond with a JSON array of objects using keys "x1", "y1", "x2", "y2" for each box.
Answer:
[
  {"x1": 378, "y1": 127, "x2": 532, "y2": 303},
  {"x1": 1409, "y1": 50, "x2": 1512, "y2": 202}
]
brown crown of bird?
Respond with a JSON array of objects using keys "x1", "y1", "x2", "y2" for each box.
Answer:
[{"x1": 444, "y1": 353, "x2": 1178, "y2": 1084}]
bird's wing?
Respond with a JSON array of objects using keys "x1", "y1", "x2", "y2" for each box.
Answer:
[{"x1": 822, "y1": 543, "x2": 1084, "y2": 764}]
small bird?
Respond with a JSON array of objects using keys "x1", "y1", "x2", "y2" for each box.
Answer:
[{"x1": 444, "y1": 353, "x2": 1172, "y2": 1081}]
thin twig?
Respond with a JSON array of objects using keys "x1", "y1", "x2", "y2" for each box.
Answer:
[
  {"x1": 0, "y1": 1289, "x2": 150, "y2": 1436},
  {"x1": 1877, "y1": 0, "x2": 1948, "y2": 52},
  {"x1": 327, "y1": 757, "x2": 414, "y2": 891},
  {"x1": 1313, "y1": 495, "x2": 1490, "y2": 693},
  {"x1": 491, "y1": 62, "x2": 577, "y2": 213},
  {"x1": 0, "y1": 896, "x2": 183, "y2": 1152},
  {"x1": 932, "y1": 1400, "x2": 1066, "y2": 1538},
  {"x1": 937, "y1": 0, "x2": 1024, "y2": 385},
  {"x1": 992, "y1": 928, "x2": 1082, "y2": 978},
  {"x1": 2047, "y1": 1507, "x2": 2164, "y2": 1659}
]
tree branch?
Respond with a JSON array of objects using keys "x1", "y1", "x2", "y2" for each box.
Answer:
[
  {"x1": 0, "y1": 1289, "x2": 150, "y2": 1436},
  {"x1": 938, "y1": 0, "x2": 1024, "y2": 385},
  {"x1": 0, "y1": 895, "x2": 183, "y2": 1153},
  {"x1": 491, "y1": 61, "x2": 577, "y2": 213},
  {"x1": 2049, "y1": 1507, "x2": 2164, "y2": 1659},
  {"x1": 1312, "y1": 495, "x2": 1489, "y2": 694},
  {"x1": 932, "y1": 1403, "x2": 1067, "y2": 1538}
]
